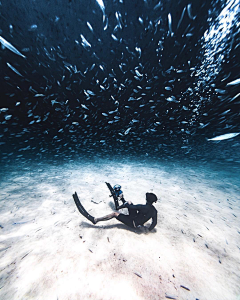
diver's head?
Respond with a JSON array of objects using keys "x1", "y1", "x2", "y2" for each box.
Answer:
[
  {"x1": 113, "y1": 184, "x2": 121, "y2": 192},
  {"x1": 146, "y1": 192, "x2": 157, "y2": 204}
]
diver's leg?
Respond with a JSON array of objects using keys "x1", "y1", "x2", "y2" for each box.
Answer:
[
  {"x1": 119, "y1": 194, "x2": 126, "y2": 204},
  {"x1": 95, "y1": 212, "x2": 119, "y2": 224}
]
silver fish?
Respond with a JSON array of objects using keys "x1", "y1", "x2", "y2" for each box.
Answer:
[
  {"x1": 0, "y1": 108, "x2": 9, "y2": 112},
  {"x1": 87, "y1": 22, "x2": 93, "y2": 32},
  {"x1": 215, "y1": 89, "x2": 226, "y2": 94},
  {"x1": 135, "y1": 47, "x2": 141, "y2": 58},
  {"x1": 96, "y1": 0, "x2": 105, "y2": 13},
  {"x1": 29, "y1": 24, "x2": 37, "y2": 31},
  {"x1": 87, "y1": 90, "x2": 95, "y2": 96},
  {"x1": 166, "y1": 96, "x2": 178, "y2": 103},
  {"x1": 124, "y1": 127, "x2": 131, "y2": 135},
  {"x1": 168, "y1": 13, "x2": 173, "y2": 36},
  {"x1": 51, "y1": 99, "x2": 60, "y2": 106},
  {"x1": 111, "y1": 34, "x2": 118, "y2": 41},
  {"x1": 138, "y1": 17, "x2": 144, "y2": 25},
  {"x1": 0, "y1": 36, "x2": 26, "y2": 58},
  {"x1": 177, "y1": 7, "x2": 186, "y2": 29},
  {"x1": 135, "y1": 69, "x2": 143, "y2": 77},
  {"x1": 81, "y1": 104, "x2": 89, "y2": 110},
  {"x1": 230, "y1": 93, "x2": 240, "y2": 102},
  {"x1": 80, "y1": 35, "x2": 91, "y2": 48},
  {"x1": 7, "y1": 62, "x2": 23, "y2": 77},
  {"x1": 132, "y1": 119, "x2": 139, "y2": 123},
  {"x1": 227, "y1": 78, "x2": 240, "y2": 86},
  {"x1": 96, "y1": 0, "x2": 106, "y2": 24},
  {"x1": 103, "y1": 17, "x2": 108, "y2": 30},
  {"x1": 90, "y1": 63, "x2": 95, "y2": 71},
  {"x1": 134, "y1": 76, "x2": 140, "y2": 81},
  {"x1": 154, "y1": 1, "x2": 161, "y2": 10},
  {"x1": 115, "y1": 12, "x2": 122, "y2": 29},
  {"x1": 187, "y1": 4, "x2": 195, "y2": 20},
  {"x1": 9, "y1": 24, "x2": 13, "y2": 33},
  {"x1": 208, "y1": 133, "x2": 240, "y2": 141}
]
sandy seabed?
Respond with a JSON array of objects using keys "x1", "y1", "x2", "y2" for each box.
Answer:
[{"x1": 0, "y1": 159, "x2": 240, "y2": 300}]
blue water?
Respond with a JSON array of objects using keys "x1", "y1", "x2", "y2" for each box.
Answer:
[{"x1": 0, "y1": 0, "x2": 239, "y2": 164}]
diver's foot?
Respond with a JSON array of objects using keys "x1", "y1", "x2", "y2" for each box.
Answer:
[{"x1": 93, "y1": 218, "x2": 97, "y2": 224}]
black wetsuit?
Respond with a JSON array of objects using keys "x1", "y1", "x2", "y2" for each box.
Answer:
[{"x1": 116, "y1": 202, "x2": 157, "y2": 231}]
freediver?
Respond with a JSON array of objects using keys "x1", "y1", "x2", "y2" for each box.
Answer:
[{"x1": 72, "y1": 190, "x2": 158, "y2": 231}]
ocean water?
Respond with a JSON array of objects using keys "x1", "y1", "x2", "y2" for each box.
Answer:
[{"x1": 0, "y1": 0, "x2": 240, "y2": 299}]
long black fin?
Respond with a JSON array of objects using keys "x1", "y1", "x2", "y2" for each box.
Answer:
[{"x1": 72, "y1": 192, "x2": 96, "y2": 224}]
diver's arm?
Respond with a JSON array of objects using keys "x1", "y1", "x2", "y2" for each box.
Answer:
[
  {"x1": 119, "y1": 193, "x2": 126, "y2": 203},
  {"x1": 117, "y1": 200, "x2": 135, "y2": 210},
  {"x1": 148, "y1": 211, "x2": 157, "y2": 231},
  {"x1": 117, "y1": 202, "x2": 128, "y2": 210}
]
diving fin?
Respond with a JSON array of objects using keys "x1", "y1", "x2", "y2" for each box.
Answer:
[{"x1": 72, "y1": 192, "x2": 96, "y2": 224}]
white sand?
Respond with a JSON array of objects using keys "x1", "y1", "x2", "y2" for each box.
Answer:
[{"x1": 0, "y1": 160, "x2": 240, "y2": 300}]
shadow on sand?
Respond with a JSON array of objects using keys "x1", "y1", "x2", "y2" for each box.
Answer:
[{"x1": 80, "y1": 221, "x2": 157, "y2": 235}]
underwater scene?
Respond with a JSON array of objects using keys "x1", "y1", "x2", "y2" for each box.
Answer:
[{"x1": 0, "y1": 0, "x2": 240, "y2": 299}]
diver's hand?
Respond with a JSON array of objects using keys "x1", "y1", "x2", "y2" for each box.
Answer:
[
  {"x1": 138, "y1": 225, "x2": 148, "y2": 233},
  {"x1": 117, "y1": 202, "x2": 128, "y2": 210}
]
